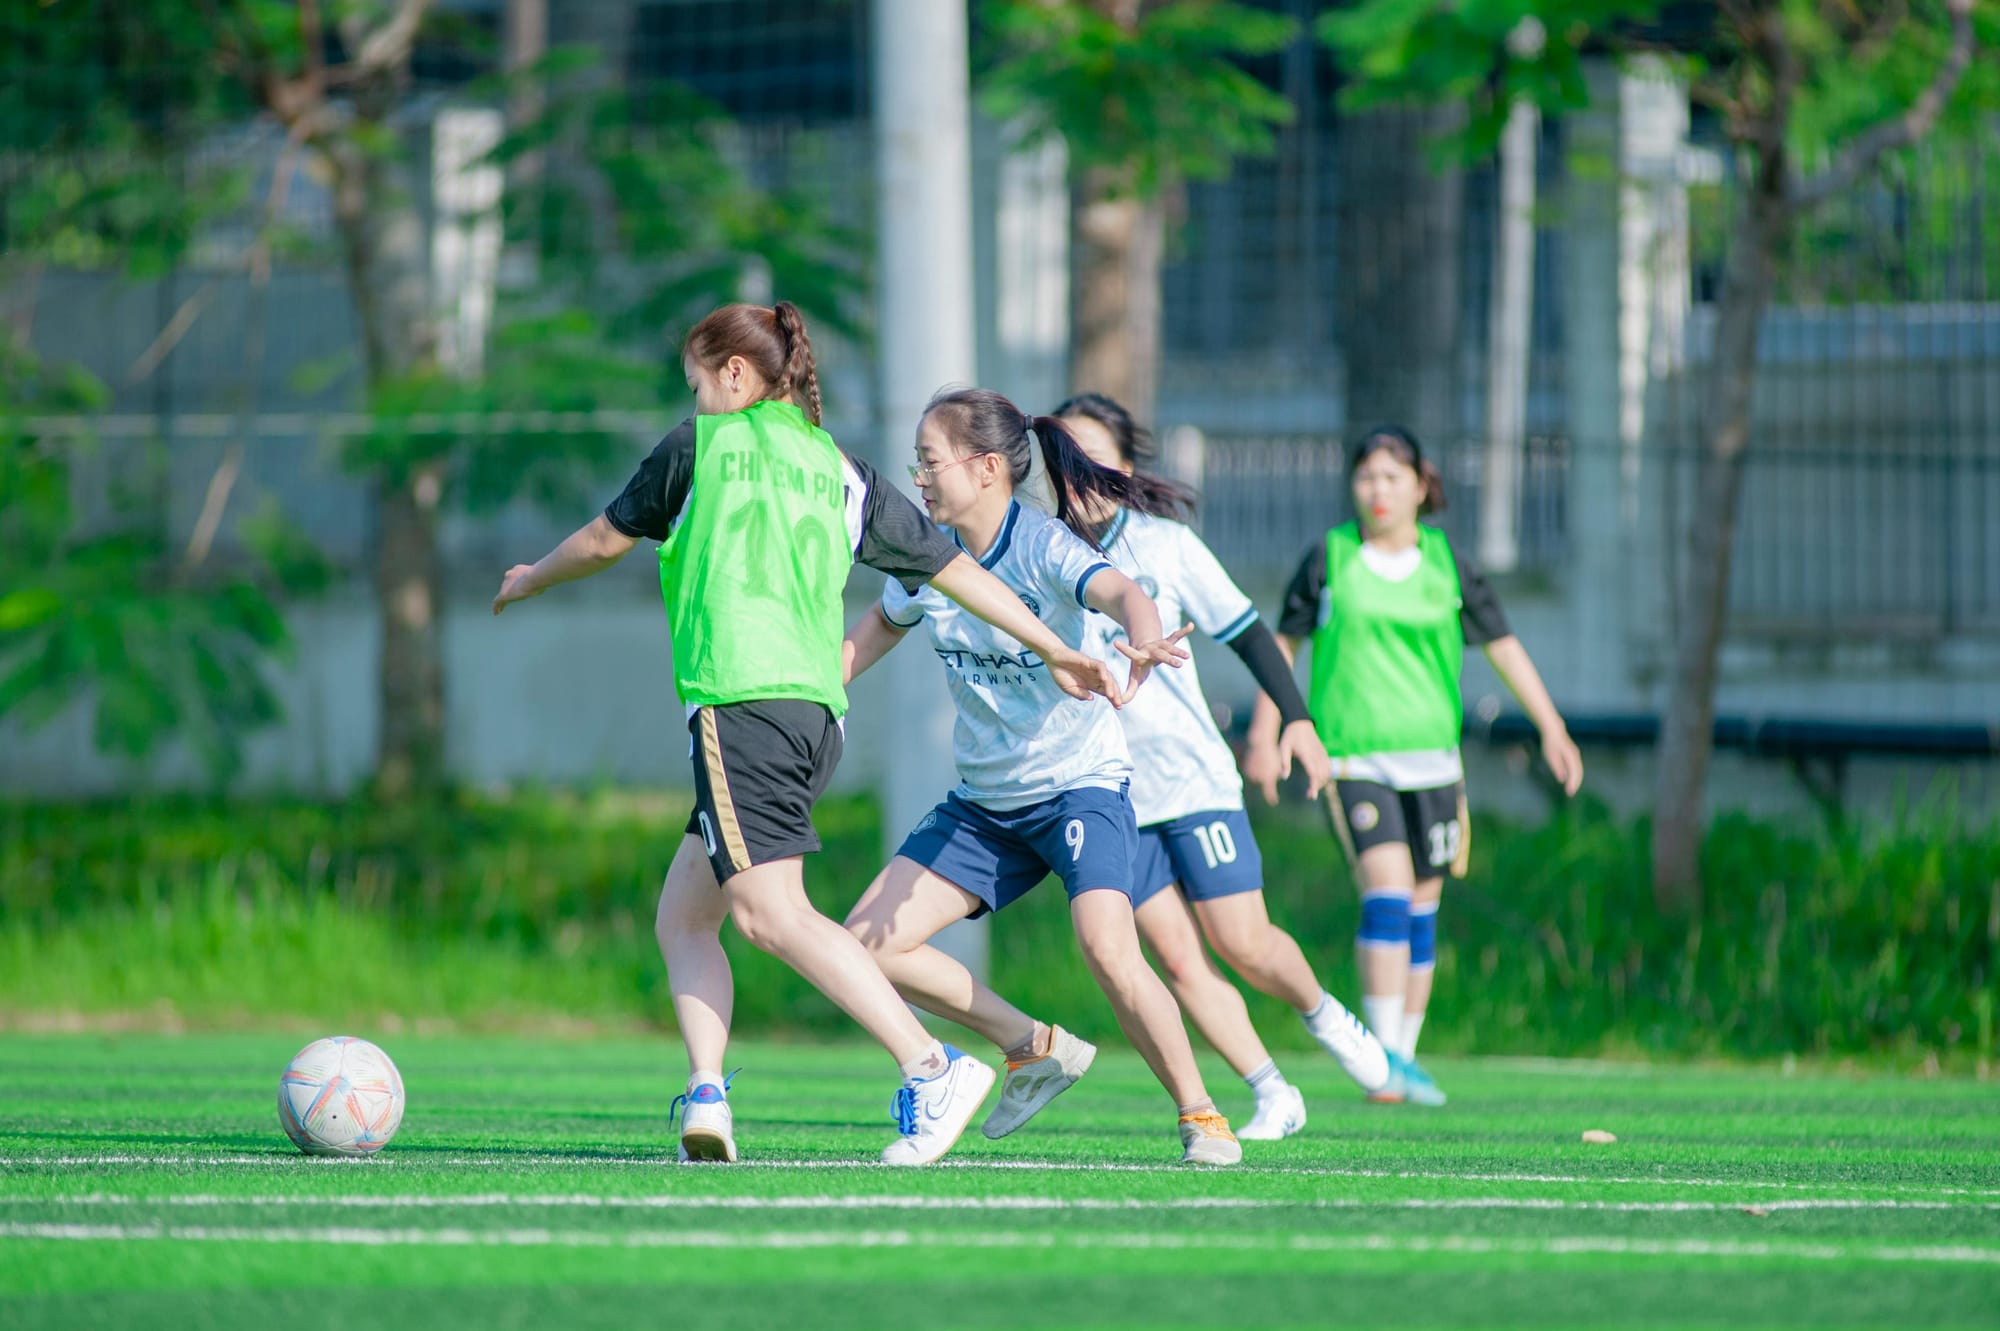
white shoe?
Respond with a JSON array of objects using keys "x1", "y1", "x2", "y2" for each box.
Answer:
[
  {"x1": 672, "y1": 1081, "x2": 736, "y2": 1163},
  {"x1": 982, "y1": 1025, "x2": 1096, "y2": 1139},
  {"x1": 1178, "y1": 1110, "x2": 1242, "y2": 1165},
  {"x1": 1305, "y1": 997, "x2": 1392, "y2": 1093},
  {"x1": 882, "y1": 1046, "x2": 997, "y2": 1166},
  {"x1": 1236, "y1": 1084, "x2": 1307, "y2": 1141}
]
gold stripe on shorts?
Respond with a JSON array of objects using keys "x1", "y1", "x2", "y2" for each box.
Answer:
[
  {"x1": 1324, "y1": 787, "x2": 1359, "y2": 873},
  {"x1": 698, "y1": 708, "x2": 753, "y2": 873},
  {"x1": 1450, "y1": 786, "x2": 1472, "y2": 878}
]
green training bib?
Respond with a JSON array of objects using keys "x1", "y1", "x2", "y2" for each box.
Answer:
[
  {"x1": 658, "y1": 400, "x2": 852, "y2": 714},
  {"x1": 1307, "y1": 522, "x2": 1465, "y2": 757}
]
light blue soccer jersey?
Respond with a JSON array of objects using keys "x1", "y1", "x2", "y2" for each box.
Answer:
[
  {"x1": 881, "y1": 500, "x2": 1134, "y2": 811},
  {"x1": 1089, "y1": 508, "x2": 1258, "y2": 826}
]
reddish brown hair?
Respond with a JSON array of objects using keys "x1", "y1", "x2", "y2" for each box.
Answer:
[{"x1": 682, "y1": 301, "x2": 824, "y2": 425}]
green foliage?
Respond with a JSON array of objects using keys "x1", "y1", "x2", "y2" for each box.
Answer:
[
  {"x1": 0, "y1": 347, "x2": 331, "y2": 786},
  {"x1": 981, "y1": 0, "x2": 1300, "y2": 195},
  {"x1": 490, "y1": 59, "x2": 868, "y2": 349},
  {"x1": 1318, "y1": 0, "x2": 1652, "y2": 158},
  {"x1": 1319, "y1": 0, "x2": 1998, "y2": 166},
  {"x1": 5, "y1": 791, "x2": 1992, "y2": 1064}
]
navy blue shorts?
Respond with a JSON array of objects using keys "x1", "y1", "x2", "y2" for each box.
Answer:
[
  {"x1": 895, "y1": 785, "x2": 1139, "y2": 919},
  {"x1": 1128, "y1": 808, "x2": 1264, "y2": 909}
]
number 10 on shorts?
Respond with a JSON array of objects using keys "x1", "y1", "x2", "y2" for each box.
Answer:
[{"x1": 1191, "y1": 820, "x2": 1237, "y2": 869}]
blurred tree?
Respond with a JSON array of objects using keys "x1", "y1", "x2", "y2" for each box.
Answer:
[
  {"x1": 1321, "y1": 0, "x2": 1994, "y2": 913},
  {"x1": 1, "y1": 0, "x2": 862, "y2": 797},
  {"x1": 983, "y1": 0, "x2": 1298, "y2": 427}
]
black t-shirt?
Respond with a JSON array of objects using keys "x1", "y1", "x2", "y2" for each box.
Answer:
[
  {"x1": 603, "y1": 417, "x2": 961, "y2": 588},
  {"x1": 1277, "y1": 530, "x2": 1511, "y2": 645}
]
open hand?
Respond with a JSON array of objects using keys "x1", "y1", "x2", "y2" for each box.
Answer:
[
  {"x1": 492, "y1": 564, "x2": 541, "y2": 615},
  {"x1": 1111, "y1": 623, "x2": 1194, "y2": 705},
  {"x1": 1048, "y1": 649, "x2": 1126, "y2": 707},
  {"x1": 1242, "y1": 740, "x2": 1284, "y2": 806},
  {"x1": 1543, "y1": 727, "x2": 1584, "y2": 795},
  {"x1": 1276, "y1": 718, "x2": 1332, "y2": 801}
]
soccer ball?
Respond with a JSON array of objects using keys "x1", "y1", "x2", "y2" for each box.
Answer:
[{"x1": 277, "y1": 1036, "x2": 406, "y2": 1157}]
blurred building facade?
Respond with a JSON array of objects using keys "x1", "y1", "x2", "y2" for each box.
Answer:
[{"x1": 5, "y1": 0, "x2": 1996, "y2": 820}]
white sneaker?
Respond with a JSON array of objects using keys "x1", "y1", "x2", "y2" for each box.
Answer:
[
  {"x1": 1178, "y1": 1110, "x2": 1242, "y2": 1165},
  {"x1": 1305, "y1": 997, "x2": 1392, "y2": 1093},
  {"x1": 672, "y1": 1081, "x2": 736, "y2": 1163},
  {"x1": 982, "y1": 1025, "x2": 1097, "y2": 1139},
  {"x1": 881, "y1": 1046, "x2": 997, "y2": 1166},
  {"x1": 1236, "y1": 1084, "x2": 1307, "y2": 1141}
]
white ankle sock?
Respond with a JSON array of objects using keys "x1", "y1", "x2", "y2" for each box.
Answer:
[
  {"x1": 689, "y1": 1069, "x2": 725, "y2": 1094},
  {"x1": 898, "y1": 1040, "x2": 950, "y2": 1082},
  {"x1": 1362, "y1": 995, "x2": 1403, "y2": 1054},
  {"x1": 1399, "y1": 1012, "x2": 1426, "y2": 1061},
  {"x1": 1243, "y1": 1058, "x2": 1289, "y2": 1101}
]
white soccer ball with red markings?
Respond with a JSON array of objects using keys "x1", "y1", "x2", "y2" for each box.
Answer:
[{"x1": 277, "y1": 1036, "x2": 405, "y2": 1157}]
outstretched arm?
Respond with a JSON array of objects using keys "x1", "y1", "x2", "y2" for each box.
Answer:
[
  {"x1": 1083, "y1": 566, "x2": 1192, "y2": 705},
  {"x1": 843, "y1": 606, "x2": 909, "y2": 685},
  {"x1": 928, "y1": 553, "x2": 1129, "y2": 707},
  {"x1": 1482, "y1": 636, "x2": 1583, "y2": 795},
  {"x1": 493, "y1": 515, "x2": 637, "y2": 614}
]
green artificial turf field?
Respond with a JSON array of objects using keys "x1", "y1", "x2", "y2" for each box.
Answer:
[{"x1": 1, "y1": 1034, "x2": 1994, "y2": 1330}]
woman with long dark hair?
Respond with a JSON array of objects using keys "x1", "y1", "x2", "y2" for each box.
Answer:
[
  {"x1": 1053, "y1": 392, "x2": 1391, "y2": 1140},
  {"x1": 842, "y1": 387, "x2": 1242, "y2": 1165},
  {"x1": 1246, "y1": 425, "x2": 1582, "y2": 1106},
  {"x1": 494, "y1": 305, "x2": 1131, "y2": 1166}
]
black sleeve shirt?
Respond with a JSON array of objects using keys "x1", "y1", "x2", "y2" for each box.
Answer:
[
  {"x1": 603, "y1": 417, "x2": 960, "y2": 588},
  {"x1": 1276, "y1": 534, "x2": 1512, "y2": 645}
]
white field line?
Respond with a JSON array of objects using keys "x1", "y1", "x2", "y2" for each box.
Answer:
[
  {"x1": 9, "y1": 1192, "x2": 1998, "y2": 1215},
  {"x1": 6, "y1": 1155, "x2": 1995, "y2": 1198},
  {"x1": 1, "y1": 1221, "x2": 1996, "y2": 1266}
]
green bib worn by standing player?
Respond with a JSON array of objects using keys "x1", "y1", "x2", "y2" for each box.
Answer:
[
  {"x1": 1307, "y1": 522, "x2": 1464, "y2": 757},
  {"x1": 659, "y1": 400, "x2": 852, "y2": 713}
]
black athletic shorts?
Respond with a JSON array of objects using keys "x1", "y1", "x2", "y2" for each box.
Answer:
[
  {"x1": 685, "y1": 699, "x2": 844, "y2": 885},
  {"x1": 1326, "y1": 779, "x2": 1470, "y2": 880}
]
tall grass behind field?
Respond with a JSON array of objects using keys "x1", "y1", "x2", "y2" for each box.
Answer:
[{"x1": 2, "y1": 794, "x2": 1993, "y2": 1064}]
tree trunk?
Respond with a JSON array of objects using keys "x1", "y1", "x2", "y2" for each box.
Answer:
[
  {"x1": 1334, "y1": 104, "x2": 1464, "y2": 443},
  {"x1": 328, "y1": 131, "x2": 447, "y2": 799},
  {"x1": 1070, "y1": 165, "x2": 1163, "y2": 428},
  {"x1": 1649, "y1": 163, "x2": 1789, "y2": 912}
]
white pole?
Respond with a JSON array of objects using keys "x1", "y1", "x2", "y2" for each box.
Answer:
[
  {"x1": 1479, "y1": 97, "x2": 1537, "y2": 574},
  {"x1": 873, "y1": 0, "x2": 987, "y2": 978}
]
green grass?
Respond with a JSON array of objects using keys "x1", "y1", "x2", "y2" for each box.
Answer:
[
  {"x1": 1, "y1": 1034, "x2": 1996, "y2": 1329},
  {"x1": 4, "y1": 791, "x2": 1997, "y2": 1062}
]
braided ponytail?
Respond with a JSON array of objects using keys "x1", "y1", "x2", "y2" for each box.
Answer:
[{"x1": 772, "y1": 300, "x2": 823, "y2": 426}]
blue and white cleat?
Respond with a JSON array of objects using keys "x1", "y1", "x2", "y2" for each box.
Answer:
[
  {"x1": 1369, "y1": 1052, "x2": 1447, "y2": 1107},
  {"x1": 1236, "y1": 1083, "x2": 1307, "y2": 1141},
  {"x1": 1400, "y1": 1057, "x2": 1448, "y2": 1107},
  {"x1": 671, "y1": 1076, "x2": 737, "y2": 1162},
  {"x1": 882, "y1": 1046, "x2": 997, "y2": 1166}
]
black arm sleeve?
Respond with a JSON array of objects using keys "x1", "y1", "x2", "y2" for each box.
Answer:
[
  {"x1": 603, "y1": 418, "x2": 698, "y2": 541},
  {"x1": 1276, "y1": 542, "x2": 1327, "y2": 639},
  {"x1": 848, "y1": 454, "x2": 962, "y2": 589},
  {"x1": 1453, "y1": 549, "x2": 1512, "y2": 645},
  {"x1": 1228, "y1": 619, "x2": 1312, "y2": 727}
]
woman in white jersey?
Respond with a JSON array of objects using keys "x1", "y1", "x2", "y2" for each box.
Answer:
[
  {"x1": 494, "y1": 304, "x2": 1129, "y2": 1168},
  {"x1": 1054, "y1": 393, "x2": 1390, "y2": 1140},
  {"x1": 842, "y1": 387, "x2": 1242, "y2": 1165},
  {"x1": 1246, "y1": 425, "x2": 1582, "y2": 1106}
]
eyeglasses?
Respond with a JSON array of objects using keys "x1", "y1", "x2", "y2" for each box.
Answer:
[{"x1": 908, "y1": 452, "x2": 992, "y2": 485}]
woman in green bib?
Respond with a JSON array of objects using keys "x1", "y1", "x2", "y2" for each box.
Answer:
[
  {"x1": 493, "y1": 302, "x2": 1160, "y2": 1166},
  {"x1": 1246, "y1": 426, "x2": 1582, "y2": 1106}
]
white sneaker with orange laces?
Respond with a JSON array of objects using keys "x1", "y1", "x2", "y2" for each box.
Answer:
[
  {"x1": 1178, "y1": 1110, "x2": 1242, "y2": 1164},
  {"x1": 982, "y1": 1026, "x2": 1097, "y2": 1139}
]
